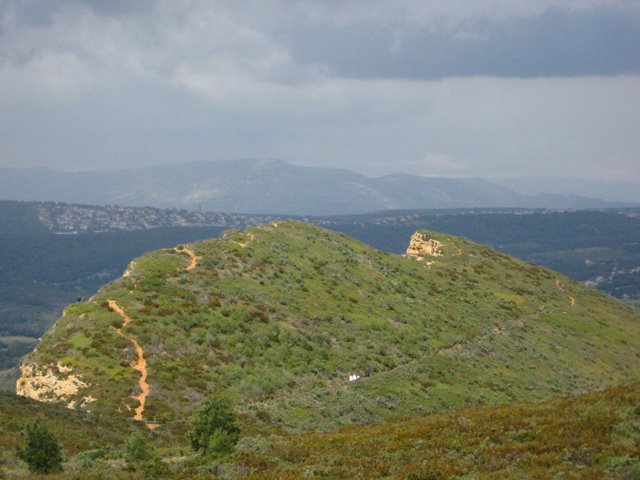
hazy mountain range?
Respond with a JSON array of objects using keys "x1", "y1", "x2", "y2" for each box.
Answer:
[
  {"x1": 0, "y1": 160, "x2": 635, "y2": 215},
  {"x1": 489, "y1": 176, "x2": 640, "y2": 204}
]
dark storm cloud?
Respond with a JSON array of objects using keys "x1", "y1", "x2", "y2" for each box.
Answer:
[
  {"x1": 3, "y1": 1, "x2": 639, "y2": 80},
  {"x1": 280, "y1": 8, "x2": 640, "y2": 79}
]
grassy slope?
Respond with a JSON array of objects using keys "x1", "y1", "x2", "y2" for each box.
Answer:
[
  {"x1": 236, "y1": 381, "x2": 640, "y2": 480},
  {"x1": 20, "y1": 222, "x2": 640, "y2": 435}
]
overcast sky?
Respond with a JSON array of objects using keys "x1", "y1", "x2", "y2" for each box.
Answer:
[{"x1": 1, "y1": 0, "x2": 639, "y2": 181}]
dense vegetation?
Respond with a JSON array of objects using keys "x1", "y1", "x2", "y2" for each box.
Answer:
[
  {"x1": 20, "y1": 222, "x2": 640, "y2": 435},
  {"x1": 237, "y1": 381, "x2": 640, "y2": 479}
]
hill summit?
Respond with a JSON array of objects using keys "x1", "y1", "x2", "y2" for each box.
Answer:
[{"x1": 17, "y1": 222, "x2": 640, "y2": 433}]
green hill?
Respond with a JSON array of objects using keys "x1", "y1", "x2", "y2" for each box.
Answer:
[{"x1": 16, "y1": 222, "x2": 640, "y2": 436}]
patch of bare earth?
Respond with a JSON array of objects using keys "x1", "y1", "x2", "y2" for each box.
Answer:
[{"x1": 107, "y1": 300, "x2": 156, "y2": 428}]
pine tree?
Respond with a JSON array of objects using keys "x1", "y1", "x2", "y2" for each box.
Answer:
[
  {"x1": 188, "y1": 396, "x2": 240, "y2": 454},
  {"x1": 16, "y1": 418, "x2": 63, "y2": 474}
]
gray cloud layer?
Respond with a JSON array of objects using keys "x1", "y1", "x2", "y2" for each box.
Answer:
[
  {"x1": 282, "y1": 8, "x2": 640, "y2": 79},
  {"x1": 0, "y1": 0, "x2": 639, "y2": 182}
]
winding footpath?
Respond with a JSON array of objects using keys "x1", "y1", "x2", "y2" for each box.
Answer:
[
  {"x1": 555, "y1": 279, "x2": 577, "y2": 307},
  {"x1": 105, "y1": 246, "x2": 200, "y2": 428},
  {"x1": 107, "y1": 300, "x2": 154, "y2": 427},
  {"x1": 176, "y1": 246, "x2": 202, "y2": 271}
]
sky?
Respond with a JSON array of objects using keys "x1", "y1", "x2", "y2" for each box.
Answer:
[{"x1": 1, "y1": 0, "x2": 639, "y2": 181}]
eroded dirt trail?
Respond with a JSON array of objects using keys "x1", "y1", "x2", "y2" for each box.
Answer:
[
  {"x1": 107, "y1": 300, "x2": 152, "y2": 425},
  {"x1": 176, "y1": 246, "x2": 202, "y2": 271},
  {"x1": 555, "y1": 279, "x2": 576, "y2": 306}
]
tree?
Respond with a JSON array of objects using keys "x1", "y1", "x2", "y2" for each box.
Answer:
[
  {"x1": 188, "y1": 396, "x2": 240, "y2": 455},
  {"x1": 15, "y1": 418, "x2": 63, "y2": 474}
]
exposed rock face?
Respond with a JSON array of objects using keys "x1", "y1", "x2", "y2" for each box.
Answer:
[
  {"x1": 16, "y1": 362, "x2": 94, "y2": 409},
  {"x1": 406, "y1": 232, "x2": 443, "y2": 258}
]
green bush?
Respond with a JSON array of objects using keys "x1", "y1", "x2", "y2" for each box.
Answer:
[
  {"x1": 75, "y1": 448, "x2": 106, "y2": 469},
  {"x1": 188, "y1": 396, "x2": 240, "y2": 455},
  {"x1": 142, "y1": 458, "x2": 172, "y2": 478},
  {"x1": 15, "y1": 418, "x2": 63, "y2": 474},
  {"x1": 124, "y1": 431, "x2": 155, "y2": 463}
]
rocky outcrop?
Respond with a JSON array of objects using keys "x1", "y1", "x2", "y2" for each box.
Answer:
[
  {"x1": 406, "y1": 232, "x2": 443, "y2": 259},
  {"x1": 16, "y1": 362, "x2": 94, "y2": 409}
]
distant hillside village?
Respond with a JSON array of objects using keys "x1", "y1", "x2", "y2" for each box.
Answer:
[{"x1": 36, "y1": 203, "x2": 280, "y2": 234}]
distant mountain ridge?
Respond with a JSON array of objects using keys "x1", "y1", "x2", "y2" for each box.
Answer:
[
  {"x1": 490, "y1": 176, "x2": 640, "y2": 204},
  {"x1": 0, "y1": 160, "x2": 630, "y2": 215}
]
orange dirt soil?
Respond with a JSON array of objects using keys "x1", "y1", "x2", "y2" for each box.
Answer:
[
  {"x1": 107, "y1": 300, "x2": 155, "y2": 428},
  {"x1": 555, "y1": 279, "x2": 576, "y2": 306},
  {"x1": 105, "y1": 246, "x2": 200, "y2": 428},
  {"x1": 176, "y1": 246, "x2": 201, "y2": 271}
]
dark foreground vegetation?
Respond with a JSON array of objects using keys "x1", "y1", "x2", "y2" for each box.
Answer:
[
  {"x1": 238, "y1": 381, "x2": 640, "y2": 480},
  {"x1": 2, "y1": 382, "x2": 639, "y2": 478}
]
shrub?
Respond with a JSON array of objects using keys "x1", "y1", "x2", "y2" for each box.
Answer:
[
  {"x1": 124, "y1": 431, "x2": 155, "y2": 463},
  {"x1": 188, "y1": 396, "x2": 240, "y2": 455},
  {"x1": 141, "y1": 459, "x2": 171, "y2": 478},
  {"x1": 75, "y1": 448, "x2": 106, "y2": 469},
  {"x1": 15, "y1": 418, "x2": 63, "y2": 474}
]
